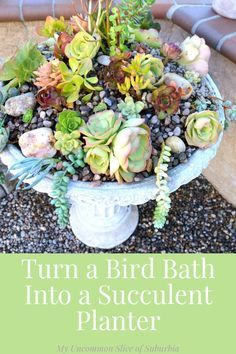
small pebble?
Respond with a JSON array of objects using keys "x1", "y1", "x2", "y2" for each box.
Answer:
[
  {"x1": 104, "y1": 97, "x2": 112, "y2": 107},
  {"x1": 182, "y1": 108, "x2": 190, "y2": 116},
  {"x1": 173, "y1": 127, "x2": 181, "y2": 136},
  {"x1": 46, "y1": 109, "x2": 53, "y2": 117},
  {"x1": 20, "y1": 84, "x2": 29, "y2": 93},
  {"x1": 164, "y1": 117, "x2": 171, "y2": 126},
  {"x1": 40, "y1": 111, "x2": 46, "y2": 119},
  {"x1": 43, "y1": 120, "x2": 52, "y2": 128}
]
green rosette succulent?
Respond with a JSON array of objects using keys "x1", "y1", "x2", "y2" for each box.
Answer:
[
  {"x1": 110, "y1": 119, "x2": 152, "y2": 183},
  {"x1": 65, "y1": 32, "x2": 101, "y2": 61},
  {"x1": 0, "y1": 120, "x2": 10, "y2": 152},
  {"x1": 185, "y1": 110, "x2": 222, "y2": 148},
  {"x1": 54, "y1": 130, "x2": 82, "y2": 155},
  {"x1": 118, "y1": 96, "x2": 145, "y2": 120},
  {"x1": 85, "y1": 145, "x2": 111, "y2": 175},
  {"x1": 56, "y1": 110, "x2": 84, "y2": 133},
  {"x1": 80, "y1": 110, "x2": 123, "y2": 148}
]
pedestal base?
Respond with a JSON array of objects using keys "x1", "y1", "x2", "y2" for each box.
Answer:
[{"x1": 70, "y1": 202, "x2": 139, "y2": 249}]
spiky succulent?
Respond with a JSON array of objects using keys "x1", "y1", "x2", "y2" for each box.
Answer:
[
  {"x1": 34, "y1": 59, "x2": 62, "y2": 90},
  {"x1": 80, "y1": 110, "x2": 123, "y2": 148},
  {"x1": 56, "y1": 110, "x2": 84, "y2": 133},
  {"x1": 123, "y1": 54, "x2": 164, "y2": 87},
  {"x1": 185, "y1": 111, "x2": 222, "y2": 148},
  {"x1": 0, "y1": 119, "x2": 9, "y2": 152},
  {"x1": 9, "y1": 157, "x2": 56, "y2": 189},
  {"x1": 54, "y1": 130, "x2": 82, "y2": 155},
  {"x1": 110, "y1": 119, "x2": 152, "y2": 183},
  {"x1": 118, "y1": 96, "x2": 145, "y2": 119},
  {"x1": 152, "y1": 85, "x2": 181, "y2": 119}
]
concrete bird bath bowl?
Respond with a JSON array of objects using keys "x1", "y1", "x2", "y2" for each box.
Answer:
[{"x1": 0, "y1": 75, "x2": 224, "y2": 249}]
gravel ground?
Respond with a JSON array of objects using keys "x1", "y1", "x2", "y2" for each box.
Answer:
[{"x1": 0, "y1": 175, "x2": 235, "y2": 253}]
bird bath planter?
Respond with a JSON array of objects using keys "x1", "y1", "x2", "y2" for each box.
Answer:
[{"x1": 0, "y1": 76, "x2": 224, "y2": 249}]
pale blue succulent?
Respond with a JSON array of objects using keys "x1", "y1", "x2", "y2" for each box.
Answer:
[{"x1": 118, "y1": 96, "x2": 145, "y2": 120}]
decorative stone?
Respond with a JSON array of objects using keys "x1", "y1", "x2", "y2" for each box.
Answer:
[
  {"x1": 4, "y1": 93, "x2": 36, "y2": 117},
  {"x1": 163, "y1": 73, "x2": 193, "y2": 99},
  {"x1": 173, "y1": 127, "x2": 181, "y2": 136},
  {"x1": 97, "y1": 55, "x2": 111, "y2": 66},
  {"x1": 165, "y1": 136, "x2": 186, "y2": 153},
  {"x1": 212, "y1": 0, "x2": 236, "y2": 19},
  {"x1": 19, "y1": 128, "x2": 56, "y2": 158}
]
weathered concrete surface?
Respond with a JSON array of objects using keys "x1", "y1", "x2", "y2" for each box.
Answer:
[
  {"x1": 0, "y1": 20, "x2": 235, "y2": 205},
  {"x1": 0, "y1": 21, "x2": 44, "y2": 58}
]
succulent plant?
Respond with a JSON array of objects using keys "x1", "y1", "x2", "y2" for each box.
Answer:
[
  {"x1": 22, "y1": 109, "x2": 34, "y2": 124},
  {"x1": 56, "y1": 110, "x2": 84, "y2": 133},
  {"x1": 177, "y1": 35, "x2": 211, "y2": 76},
  {"x1": 54, "y1": 130, "x2": 82, "y2": 155},
  {"x1": 185, "y1": 110, "x2": 222, "y2": 148},
  {"x1": 123, "y1": 54, "x2": 164, "y2": 87},
  {"x1": 163, "y1": 73, "x2": 193, "y2": 100},
  {"x1": 70, "y1": 14, "x2": 88, "y2": 33},
  {"x1": 0, "y1": 41, "x2": 45, "y2": 103},
  {"x1": 161, "y1": 42, "x2": 182, "y2": 61},
  {"x1": 57, "y1": 59, "x2": 101, "y2": 103},
  {"x1": 54, "y1": 32, "x2": 73, "y2": 60},
  {"x1": 67, "y1": 149, "x2": 85, "y2": 168},
  {"x1": 184, "y1": 70, "x2": 201, "y2": 85},
  {"x1": 133, "y1": 28, "x2": 162, "y2": 49},
  {"x1": 118, "y1": 96, "x2": 145, "y2": 119},
  {"x1": 36, "y1": 87, "x2": 65, "y2": 110},
  {"x1": 101, "y1": 53, "x2": 131, "y2": 90},
  {"x1": 34, "y1": 59, "x2": 62, "y2": 91},
  {"x1": 37, "y1": 16, "x2": 72, "y2": 38},
  {"x1": 65, "y1": 31, "x2": 101, "y2": 61},
  {"x1": 152, "y1": 85, "x2": 181, "y2": 119},
  {"x1": 10, "y1": 157, "x2": 57, "y2": 190},
  {"x1": 80, "y1": 110, "x2": 123, "y2": 148},
  {"x1": 85, "y1": 145, "x2": 111, "y2": 175},
  {"x1": 153, "y1": 143, "x2": 172, "y2": 229},
  {"x1": 0, "y1": 119, "x2": 9, "y2": 152},
  {"x1": 111, "y1": 119, "x2": 152, "y2": 183}
]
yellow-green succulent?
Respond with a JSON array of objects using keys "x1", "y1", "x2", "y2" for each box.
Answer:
[
  {"x1": 85, "y1": 145, "x2": 111, "y2": 175},
  {"x1": 65, "y1": 31, "x2": 101, "y2": 61},
  {"x1": 54, "y1": 130, "x2": 82, "y2": 155},
  {"x1": 185, "y1": 110, "x2": 222, "y2": 148}
]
